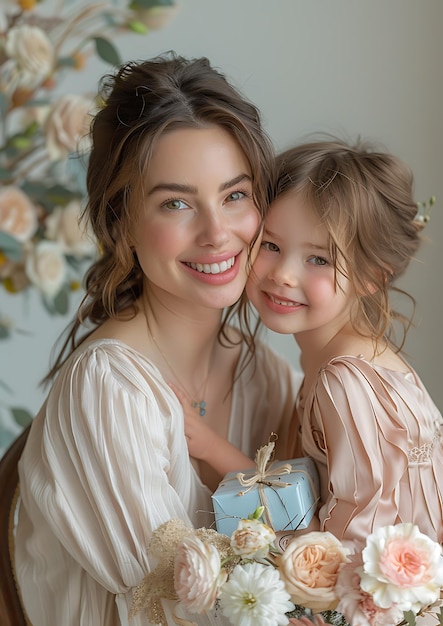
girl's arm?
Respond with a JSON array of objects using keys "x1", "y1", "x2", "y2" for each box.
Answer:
[{"x1": 172, "y1": 384, "x2": 255, "y2": 476}]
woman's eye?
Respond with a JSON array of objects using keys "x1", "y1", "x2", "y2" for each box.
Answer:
[
  {"x1": 261, "y1": 241, "x2": 280, "y2": 253},
  {"x1": 162, "y1": 199, "x2": 188, "y2": 211},
  {"x1": 226, "y1": 190, "x2": 247, "y2": 202},
  {"x1": 307, "y1": 255, "x2": 328, "y2": 266}
]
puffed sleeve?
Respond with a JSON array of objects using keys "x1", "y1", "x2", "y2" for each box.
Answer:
[
  {"x1": 305, "y1": 357, "x2": 409, "y2": 544},
  {"x1": 19, "y1": 343, "x2": 210, "y2": 593}
]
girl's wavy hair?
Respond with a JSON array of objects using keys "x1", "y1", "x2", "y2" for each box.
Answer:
[
  {"x1": 43, "y1": 52, "x2": 275, "y2": 384},
  {"x1": 242, "y1": 136, "x2": 424, "y2": 354}
]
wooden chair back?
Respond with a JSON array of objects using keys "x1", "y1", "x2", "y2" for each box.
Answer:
[{"x1": 0, "y1": 425, "x2": 31, "y2": 626}]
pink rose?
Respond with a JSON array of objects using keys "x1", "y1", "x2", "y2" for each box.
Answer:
[
  {"x1": 336, "y1": 557, "x2": 404, "y2": 626},
  {"x1": 277, "y1": 531, "x2": 350, "y2": 611},
  {"x1": 174, "y1": 534, "x2": 227, "y2": 614},
  {"x1": 0, "y1": 186, "x2": 38, "y2": 243},
  {"x1": 360, "y1": 523, "x2": 443, "y2": 613}
]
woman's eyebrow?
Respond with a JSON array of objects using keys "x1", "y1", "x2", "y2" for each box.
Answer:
[{"x1": 147, "y1": 173, "x2": 251, "y2": 196}]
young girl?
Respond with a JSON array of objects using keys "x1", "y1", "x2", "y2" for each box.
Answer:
[
  {"x1": 14, "y1": 54, "x2": 300, "y2": 626},
  {"x1": 184, "y1": 138, "x2": 443, "y2": 547}
]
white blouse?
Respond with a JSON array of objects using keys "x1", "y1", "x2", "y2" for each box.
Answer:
[{"x1": 15, "y1": 338, "x2": 300, "y2": 626}]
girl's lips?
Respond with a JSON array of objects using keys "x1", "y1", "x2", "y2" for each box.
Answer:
[{"x1": 264, "y1": 291, "x2": 306, "y2": 313}]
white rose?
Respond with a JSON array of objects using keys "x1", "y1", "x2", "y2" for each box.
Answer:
[
  {"x1": 45, "y1": 200, "x2": 95, "y2": 258},
  {"x1": 44, "y1": 94, "x2": 93, "y2": 161},
  {"x1": 0, "y1": 186, "x2": 38, "y2": 243},
  {"x1": 26, "y1": 240, "x2": 66, "y2": 297},
  {"x1": 5, "y1": 24, "x2": 54, "y2": 88},
  {"x1": 231, "y1": 518, "x2": 276, "y2": 559}
]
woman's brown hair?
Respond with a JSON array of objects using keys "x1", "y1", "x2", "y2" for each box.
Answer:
[{"x1": 43, "y1": 52, "x2": 275, "y2": 383}]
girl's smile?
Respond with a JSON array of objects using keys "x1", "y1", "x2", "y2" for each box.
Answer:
[{"x1": 247, "y1": 190, "x2": 354, "y2": 343}]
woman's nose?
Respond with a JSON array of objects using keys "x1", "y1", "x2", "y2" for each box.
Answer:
[{"x1": 196, "y1": 208, "x2": 230, "y2": 247}]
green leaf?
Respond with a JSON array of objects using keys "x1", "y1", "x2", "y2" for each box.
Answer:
[
  {"x1": 0, "y1": 92, "x2": 8, "y2": 120},
  {"x1": 53, "y1": 286, "x2": 69, "y2": 315},
  {"x1": 57, "y1": 56, "x2": 77, "y2": 68},
  {"x1": 94, "y1": 37, "x2": 121, "y2": 66},
  {"x1": 403, "y1": 610, "x2": 416, "y2": 626},
  {"x1": 126, "y1": 20, "x2": 149, "y2": 34},
  {"x1": 247, "y1": 506, "x2": 265, "y2": 520},
  {"x1": 438, "y1": 606, "x2": 443, "y2": 626},
  {"x1": 0, "y1": 232, "x2": 23, "y2": 262},
  {"x1": 11, "y1": 408, "x2": 33, "y2": 428}
]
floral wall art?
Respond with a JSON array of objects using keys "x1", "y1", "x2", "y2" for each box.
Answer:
[{"x1": 0, "y1": 0, "x2": 177, "y2": 453}]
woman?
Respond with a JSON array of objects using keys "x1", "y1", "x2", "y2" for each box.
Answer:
[{"x1": 15, "y1": 53, "x2": 300, "y2": 626}]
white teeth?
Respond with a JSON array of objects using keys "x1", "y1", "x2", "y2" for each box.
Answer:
[
  {"x1": 187, "y1": 257, "x2": 234, "y2": 274},
  {"x1": 269, "y1": 294, "x2": 300, "y2": 306}
]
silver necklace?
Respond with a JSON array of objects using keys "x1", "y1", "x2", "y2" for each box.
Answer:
[{"x1": 148, "y1": 325, "x2": 217, "y2": 418}]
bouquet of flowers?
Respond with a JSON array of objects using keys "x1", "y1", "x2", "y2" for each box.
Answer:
[{"x1": 131, "y1": 513, "x2": 443, "y2": 626}]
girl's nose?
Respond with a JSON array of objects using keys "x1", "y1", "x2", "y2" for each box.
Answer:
[
  {"x1": 196, "y1": 208, "x2": 230, "y2": 247},
  {"x1": 268, "y1": 258, "x2": 298, "y2": 288}
]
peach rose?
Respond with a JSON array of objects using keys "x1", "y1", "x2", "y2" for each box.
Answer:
[
  {"x1": 45, "y1": 200, "x2": 95, "y2": 258},
  {"x1": 174, "y1": 535, "x2": 227, "y2": 614},
  {"x1": 44, "y1": 94, "x2": 93, "y2": 161},
  {"x1": 5, "y1": 24, "x2": 54, "y2": 88},
  {"x1": 277, "y1": 531, "x2": 350, "y2": 612},
  {"x1": 25, "y1": 240, "x2": 66, "y2": 297},
  {"x1": 0, "y1": 186, "x2": 38, "y2": 243},
  {"x1": 231, "y1": 518, "x2": 276, "y2": 559}
]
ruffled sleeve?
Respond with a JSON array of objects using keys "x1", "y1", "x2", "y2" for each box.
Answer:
[
  {"x1": 19, "y1": 341, "x2": 210, "y2": 594},
  {"x1": 302, "y1": 356, "x2": 410, "y2": 544}
]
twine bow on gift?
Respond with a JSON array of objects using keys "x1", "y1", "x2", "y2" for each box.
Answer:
[
  {"x1": 236, "y1": 439, "x2": 292, "y2": 529},
  {"x1": 236, "y1": 440, "x2": 292, "y2": 495}
]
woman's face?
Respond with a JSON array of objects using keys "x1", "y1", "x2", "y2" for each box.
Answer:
[{"x1": 132, "y1": 125, "x2": 261, "y2": 312}]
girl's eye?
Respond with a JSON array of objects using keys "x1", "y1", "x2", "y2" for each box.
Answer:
[
  {"x1": 261, "y1": 241, "x2": 280, "y2": 253},
  {"x1": 307, "y1": 255, "x2": 328, "y2": 266},
  {"x1": 162, "y1": 199, "x2": 189, "y2": 211}
]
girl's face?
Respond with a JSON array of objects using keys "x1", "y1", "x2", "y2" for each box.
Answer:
[
  {"x1": 246, "y1": 191, "x2": 355, "y2": 343},
  {"x1": 133, "y1": 126, "x2": 261, "y2": 312}
]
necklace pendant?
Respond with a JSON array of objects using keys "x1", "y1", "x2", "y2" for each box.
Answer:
[{"x1": 192, "y1": 400, "x2": 206, "y2": 417}]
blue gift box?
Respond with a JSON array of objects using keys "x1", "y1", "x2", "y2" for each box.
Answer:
[{"x1": 211, "y1": 457, "x2": 319, "y2": 537}]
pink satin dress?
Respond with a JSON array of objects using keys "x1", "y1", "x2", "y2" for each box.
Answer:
[{"x1": 290, "y1": 355, "x2": 443, "y2": 547}]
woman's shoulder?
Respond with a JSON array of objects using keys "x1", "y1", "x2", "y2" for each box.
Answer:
[{"x1": 56, "y1": 337, "x2": 165, "y2": 394}]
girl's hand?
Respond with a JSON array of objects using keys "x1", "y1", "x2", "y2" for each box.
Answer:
[
  {"x1": 170, "y1": 383, "x2": 220, "y2": 461},
  {"x1": 170, "y1": 383, "x2": 254, "y2": 475}
]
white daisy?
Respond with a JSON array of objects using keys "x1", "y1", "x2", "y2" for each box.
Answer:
[{"x1": 219, "y1": 561, "x2": 294, "y2": 626}]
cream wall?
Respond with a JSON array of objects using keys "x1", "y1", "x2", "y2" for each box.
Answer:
[{"x1": 1, "y1": 0, "x2": 442, "y2": 451}]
